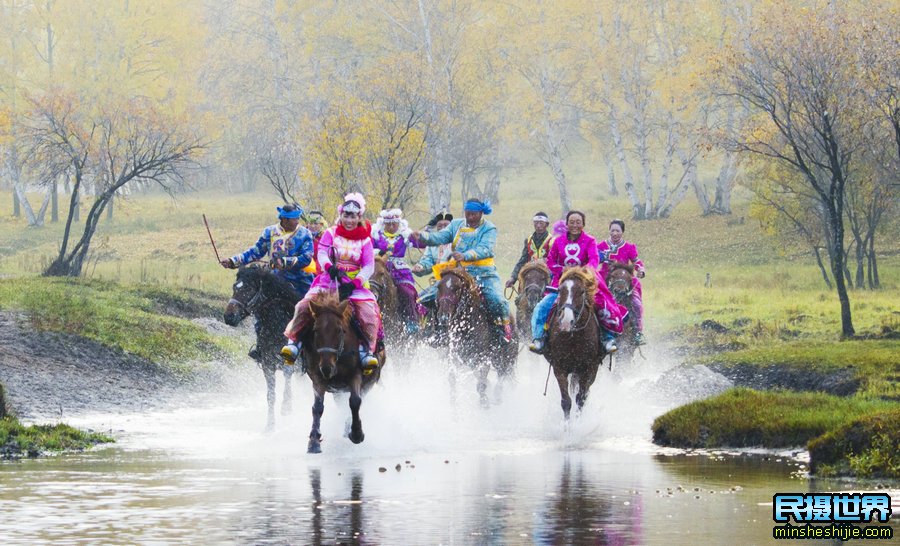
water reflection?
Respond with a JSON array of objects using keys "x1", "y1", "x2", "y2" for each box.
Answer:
[{"x1": 533, "y1": 455, "x2": 642, "y2": 545}]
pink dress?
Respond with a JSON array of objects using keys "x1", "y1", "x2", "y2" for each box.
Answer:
[
  {"x1": 597, "y1": 239, "x2": 645, "y2": 330},
  {"x1": 546, "y1": 232, "x2": 629, "y2": 334}
]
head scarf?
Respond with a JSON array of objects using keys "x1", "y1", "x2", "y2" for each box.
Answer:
[
  {"x1": 307, "y1": 210, "x2": 328, "y2": 227},
  {"x1": 277, "y1": 204, "x2": 303, "y2": 219},
  {"x1": 533, "y1": 212, "x2": 550, "y2": 223},
  {"x1": 463, "y1": 199, "x2": 492, "y2": 215},
  {"x1": 338, "y1": 192, "x2": 366, "y2": 216}
]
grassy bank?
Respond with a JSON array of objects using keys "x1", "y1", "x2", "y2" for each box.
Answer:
[
  {"x1": 0, "y1": 277, "x2": 239, "y2": 369},
  {"x1": 0, "y1": 417, "x2": 114, "y2": 459}
]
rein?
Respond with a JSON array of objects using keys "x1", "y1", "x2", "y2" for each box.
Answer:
[{"x1": 555, "y1": 284, "x2": 595, "y2": 333}]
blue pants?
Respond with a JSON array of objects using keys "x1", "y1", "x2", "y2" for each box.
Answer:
[
  {"x1": 531, "y1": 292, "x2": 557, "y2": 340},
  {"x1": 417, "y1": 269, "x2": 509, "y2": 321}
]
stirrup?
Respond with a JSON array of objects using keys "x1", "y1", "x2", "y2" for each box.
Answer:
[
  {"x1": 633, "y1": 331, "x2": 646, "y2": 346},
  {"x1": 528, "y1": 338, "x2": 545, "y2": 354},
  {"x1": 603, "y1": 339, "x2": 617, "y2": 354}
]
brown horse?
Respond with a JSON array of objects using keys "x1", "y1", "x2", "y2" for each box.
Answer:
[
  {"x1": 542, "y1": 267, "x2": 606, "y2": 419},
  {"x1": 515, "y1": 261, "x2": 551, "y2": 341},
  {"x1": 606, "y1": 261, "x2": 637, "y2": 361},
  {"x1": 298, "y1": 292, "x2": 385, "y2": 453},
  {"x1": 369, "y1": 257, "x2": 399, "y2": 336},
  {"x1": 435, "y1": 267, "x2": 517, "y2": 407}
]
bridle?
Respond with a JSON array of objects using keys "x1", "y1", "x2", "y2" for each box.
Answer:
[
  {"x1": 607, "y1": 268, "x2": 633, "y2": 298},
  {"x1": 555, "y1": 281, "x2": 595, "y2": 332},
  {"x1": 229, "y1": 276, "x2": 276, "y2": 317}
]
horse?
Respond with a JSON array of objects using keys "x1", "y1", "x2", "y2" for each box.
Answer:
[
  {"x1": 435, "y1": 267, "x2": 517, "y2": 407},
  {"x1": 224, "y1": 264, "x2": 302, "y2": 431},
  {"x1": 542, "y1": 267, "x2": 607, "y2": 419},
  {"x1": 515, "y1": 261, "x2": 551, "y2": 341},
  {"x1": 368, "y1": 257, "x2": 406, "y2": 348},
  {"x1": 298, "y1": 291, "x2": 386, "y2": 453},
  {"x1": 606, "y1": 261, "x2": 637, "y2": 362}
]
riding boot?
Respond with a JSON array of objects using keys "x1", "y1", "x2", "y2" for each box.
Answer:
[
  {"x1": 528, "y1": 335, "x2": 546, "y2": 354},
  {"x1": 634, "y1": 331, "x2": 646, "y2": 346},
  {"x1": 502, "y1": 318, "x2": 513, "y2": 343},
  {"x1": 602, "y1": 330, "x2": 617, "y2": 354},
  {"x1": 404, "y1": 320, "x2": 419, "y2": 335},
  {"x1": 248, "y1": 345, "x2": 261, "y2": 361},
  {"x1": 359, "y1": 344, "x2": 379, "y2": 375},
  {"x1": 281, "y1": 341, "x2": 301, "y2": 365}
]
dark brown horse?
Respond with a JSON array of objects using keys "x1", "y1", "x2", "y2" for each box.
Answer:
[
  {"x1": 515, "y1": 261, "x2": 551, "y2": 341},
  {"x1": 606, "y1": 261, "x2": 637, "y2": 361},
  {"x1": 298, "y1": 291, "x2": 385, "y2": 453},
  {"x1": 435, "y1": 267, "x2": 517, "y2": 407},
  {"x1": 542, "y1": 267, "x2": 607, "y2": 419},
  {"x1": 224, "y1": 265, "x2": 301, "y2": 431},
  {"x1": 368, "y1": 256, "x2": 417, "y2": 365}
]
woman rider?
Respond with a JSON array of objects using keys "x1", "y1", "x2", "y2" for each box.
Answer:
[
  {"x1": 372, "y1": 208, "x2": 425, "y2": 333},
  {"x1": 597, "y1": 219, "x2": 646, "y2": 345},
  {"x1": 281, "y1": 193, "x2": 381, "y2": 371},
  {"x1": 528, "y1": 210, "x2": 628, "y2": 355}
]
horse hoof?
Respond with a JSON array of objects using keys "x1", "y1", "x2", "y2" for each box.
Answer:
[
  {"x1": 349, "y1": 430, "x2": 365, "y2": 444},
  {"x1": 264, "y1": 422, "x2": 275, "y2": 434},
  {"x1": 281, "y1": 403, "x2": 292, "y2": 416},
  {"x1": 307, "y1": 442, "x2": 322, "y2": 454}
]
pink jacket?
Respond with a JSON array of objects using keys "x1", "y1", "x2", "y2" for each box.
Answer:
[
  {"x1": 598, "y1": 240, "x2": 644, "y2": 293},
  {"x1": 546, "y1": 231, "x2": 600, "y2": 290},
  {"x1": 307, "y1": 226, "x2": 376, "y2": 301}
]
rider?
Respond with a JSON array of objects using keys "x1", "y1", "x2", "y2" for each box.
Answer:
[
  {"x1": 528, "y1": 210, "x2": 628, "y2": 355},
  {"x1": 505, "y1": 211, "x2": 553, "y2": 289},
  {"x1": 598, "y1": 219, "x2": 646, "y2": 345},
  {"x1": 372, "y1": 208, "x2": 425, "y2": 334},
  {"x1": 306, "y1": 210, "x2": 329, "y2": 274},
  {"x1": 412, "y1": 212, "x2": 453, "y2": 277},
  {"x1": 219, "y1": 203, "x2": 314, "y2": 296},
  {"x1": 281, "y1": 193, "x2": 382, "y2": 371},
  {"x1": 410, "y1": 198, "x2": 513, "y2": 343}
]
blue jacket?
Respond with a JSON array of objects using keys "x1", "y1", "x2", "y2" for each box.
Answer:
[
  {"x1": 418, "y1": 218, "x2": 500, "y2": 279},
  {"x1": 232, "y1": 224, "x2": 314, "y2": 293}
]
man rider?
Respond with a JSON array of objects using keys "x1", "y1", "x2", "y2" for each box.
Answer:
[
  {"x1": 505, "y1": 211, "x2": 553, "y2": 289},
  {"x1": 220, "y1": 203, "x2": 315, "y2": 360},
  {"x1": 410, "y1": 199, "x2": 513, "y2": 343}
]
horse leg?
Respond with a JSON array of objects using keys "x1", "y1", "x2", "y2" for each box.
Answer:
[
  {"x1": 263, "y1": 364, "x2": 277, "y2": 432},
  {"x1": 553, "y1": 367, "x2": 572, "y2": 419},
  {"x1": 477, "y1": 362, "x2": 490, "y2": 409},
  {"x1": 281, "y1": 365, "x2": 294, "y2": 416},
  {"x1": 308, "y1": 383, "x2": 326, "y2": 454},
  {"x1": 348, "y1": 375, "x2": 365, "y2": 444},
  {"x1": 575, "y1": 364, "x2": 600, "y2": 413}
]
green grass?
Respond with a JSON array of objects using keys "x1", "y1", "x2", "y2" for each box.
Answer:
[
  {"x1": 652, "y1": 388, "x2": 896, "y2": 449},
  {"x1": 808, "y1": 409, "x2": 900, "y2": 479},
  {"x1": 0, "y1": 277, "x2": 240, "y2": 369},
  {"x1": 0, "y1": 416, "x2": 114, "y2": 458}
]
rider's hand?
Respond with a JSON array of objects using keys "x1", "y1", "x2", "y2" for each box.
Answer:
[
  {"x1": 378, "y1": 248, "x2": 388, "y2": 257},
  {"x1": 338, "y1": 281, "x2": 354, "y2": 301},
  {"x1": 637, "y1": 269, "x2": 645, "y2": 279},
  {"x1": 412, "y1": 264, "x2": 424, "y2": 273},
  {"x1": 271, "y1": 257, "x2": 284, "y2": 270},
  {"x1": 409, "y1": 231, "x2": 420, "y2": 242},
  {"x1": 451, "y1": 251, "x2": 465, "y2": 262},
  {"x1": 505, "y1": 279, "x2": 515, "y2": 289},
  {"x1": 327, "y1": 264, "x2": 341, "y2": 281},
  {"x1": 598, "y1": 251, "x2": 608, "y2": 263},
  {"x1": 220, "y1": 258, "x2": 236, "y2": 269}
]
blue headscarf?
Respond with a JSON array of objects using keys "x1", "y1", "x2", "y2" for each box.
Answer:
[
  {"x1": 463, "y1": 199, "x2": 492, "y2": 215},
  {"x1": 277, "y1": 205, "x2": 303, "y2": 219}
]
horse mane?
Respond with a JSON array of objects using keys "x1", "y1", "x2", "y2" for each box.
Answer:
[
  {"x1": 442, "y1": 267, "x2": 481, "y2": 303},
  {"x1": 238, "y1": 264, "x2": 300, "y2": 301},
  {"x1": 608, "y1": 260, "x2": 635, "y2": 274},
  {"x1": 517, "y1": 260, "x2": 551, "y2": 285},
  {"x1": 558, "y1": 266, "x2": 598, "y2": 302},
  {"x1": 309, "y1": 290, "x2": 352, "y2": 320}
]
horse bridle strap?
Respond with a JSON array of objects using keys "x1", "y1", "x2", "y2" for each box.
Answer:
[{"x1": 316, "y1": 332, "x2": 346, "y2": 356}]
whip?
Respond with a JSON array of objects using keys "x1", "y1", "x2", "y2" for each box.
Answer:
[{"x1": 202, "y1": 214, "x2": 222, "y2": 263}]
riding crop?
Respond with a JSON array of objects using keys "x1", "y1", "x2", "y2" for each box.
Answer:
[{"x1": 202, "y1": 213, "x2": 222, "y2": 263}]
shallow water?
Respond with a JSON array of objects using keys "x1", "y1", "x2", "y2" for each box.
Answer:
[{"x1": 1, "y1": 349, "x2": 897, "y2": 545}]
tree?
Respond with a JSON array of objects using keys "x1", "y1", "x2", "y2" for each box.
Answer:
[
  {"x1": 26, "y1": 93, "x2": 202, "y2": 277},
  {"x1": 717, "y1": 4, "x2": 872, "y2": 337}
]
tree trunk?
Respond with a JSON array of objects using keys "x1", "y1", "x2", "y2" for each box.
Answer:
[
  {"x1": 603, "y1": 152, "x2": 618, "y2": 196},
  {"x1": 106, "y1": 196, "x2": 113, "y2": 221},
  {"x1": 51, "y1": 179, "x2": 58, "y2": 222},
  {"x1": 813, "y1": 246, "x2": 833, "y2": 290},
  {"x1": 827, "y1": 211, "x2": 854, "y2": 337},
  {"x1": 658, "y1": 150, "x2": 696, "y2": 218},
  {"x1": 854, "y1": 234, "x2": 865, "y2": 290},
  {"x1": 13, "y1": 192, "x2": 20, "y2": 217},
  {"x1": 653, "y1": 119, "x2": 676, "y2": 218},
  {"x1": 712, "y1": 106, "x2": 738, "y2": 215},
  {"x1": 609, "y1": 108, "x2": 641, "y2": 218},
  {"x1": 868, "y1": 235, "x2": 880, "y2": 289}
]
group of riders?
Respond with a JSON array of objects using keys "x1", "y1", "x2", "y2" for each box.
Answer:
[{"x1": 220, "y1": 192, "x2": 646, "y2": 372}]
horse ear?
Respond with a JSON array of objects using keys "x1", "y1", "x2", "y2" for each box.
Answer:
[
  {"x1": 309, "y1": 300, "x2": 320, "y2": 318},
  {"x1": 338, "y1": 300, "x2": 351, "y2": 319}
]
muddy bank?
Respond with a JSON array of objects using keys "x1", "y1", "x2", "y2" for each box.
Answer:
[
  {"x1": 0, "y1": 312, "x2": 242, "y2": 422},
  {"x1": 708, "y1": 362, "x2": 861, "y2": 396}
]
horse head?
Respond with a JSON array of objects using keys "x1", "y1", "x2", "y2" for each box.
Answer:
[
  {"x1": 555, "y1": 267, "x2": 597, "y2": 333},
  {"x1": 436, "y1": 268, "x2": 479, "y2": 329},
  {"x1": 369, "y1": 256, "x2": 394, "y2": 304},
  {"x1": 606, "y1": 261, "x2": 634, "y2": 301},
  {"x1": 517, "y1": 261, "x2": 551, "y2": 310},
  {"x1": 224, "y1": 264, "x2": 267, "y2": 326},
  {"x1": 309, "y1": 293, "x2": 353, "y2": 380}
]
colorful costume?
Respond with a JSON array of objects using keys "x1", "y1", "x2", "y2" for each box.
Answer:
[
  {"x1": 417, "y1": 217, "x2": 510, "y2": 323},
  {"x1": 531, "y1": 231, "x2": 628, "y2": 341},
  {"x1": 371, "y1": 210, "x2": 426, "y2": 327},
  {"x1": 284, "y1": 219, "x2": 381, "y2": 354},
  {"x1": 510, "y1": 230, "x2": 553, "y2": 281},
  {"x1": 597, "y1": 239, "x2": 645, "y2": 332},
  {"x1": 230, "y1": 218, "x2": 314, "y2": 296}
]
